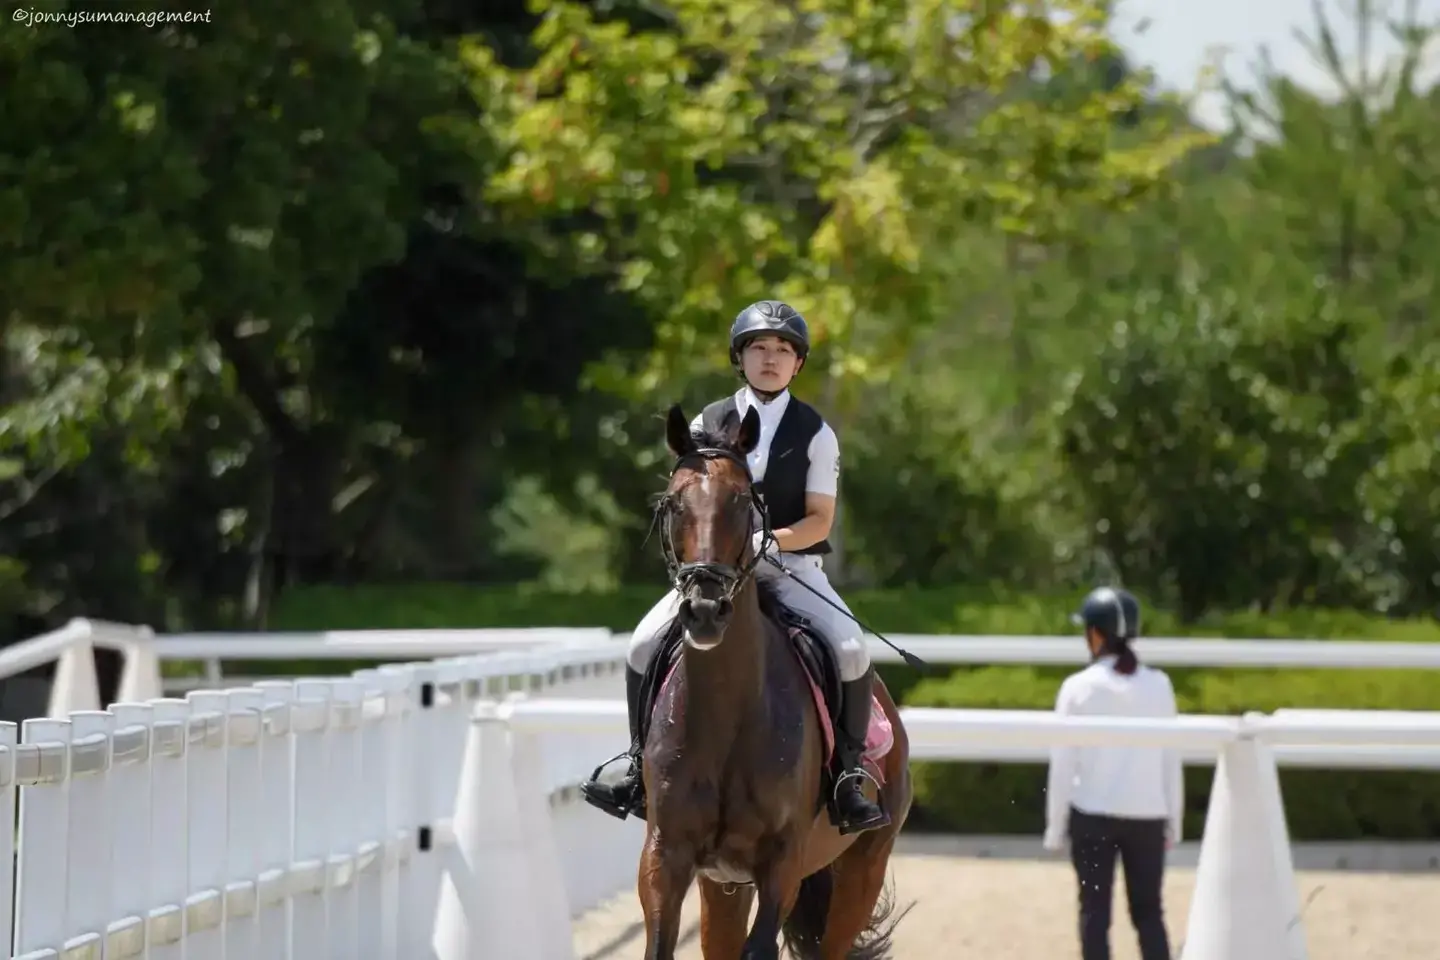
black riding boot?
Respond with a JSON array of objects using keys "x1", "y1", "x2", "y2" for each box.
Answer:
[
  {"x1": 830, "y1": 667, "x2": 891, "y2": 835},
  {"x1": 579, "y1": 666, "x2": 648, "y2": 821}
]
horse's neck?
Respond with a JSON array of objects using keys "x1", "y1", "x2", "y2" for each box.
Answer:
[{"x1": 681, "y1": 586, "x2": 767, "y2": 744}]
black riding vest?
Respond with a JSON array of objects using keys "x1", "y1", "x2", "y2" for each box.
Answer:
[{"x1": 699, "y1": 393, "x2": 833, "y2": 556}]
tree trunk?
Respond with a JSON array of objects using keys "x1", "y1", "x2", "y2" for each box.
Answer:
[{"x1": 211, "y1": 319, "x2": 343, "y2": 594}]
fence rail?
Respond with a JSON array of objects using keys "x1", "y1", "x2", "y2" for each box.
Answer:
[
  {"x1": 150, "y1": 628, "x2": 1440, "y2": 666},
  {"x1": 16, "y1": 620, "x2": 1440, "y2": 717},
  {"x1": 140, "y1": 627, "x2": 1440, "y2": 699}
]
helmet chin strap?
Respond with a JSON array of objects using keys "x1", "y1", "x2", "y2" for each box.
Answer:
[
  {"x1": 741, "y1": 358, "x2": 803, "y2": 403},
  {"x1": 748, "y1": 383, "x2": 787, "y2": 402}
]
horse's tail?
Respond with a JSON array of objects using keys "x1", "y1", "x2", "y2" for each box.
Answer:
[
  {"x1": 779, "y1": 868, "x2": 832, "y2": 959},
  {"x1": 779, "y1": 868, "x2": 907, "y2": 960}
]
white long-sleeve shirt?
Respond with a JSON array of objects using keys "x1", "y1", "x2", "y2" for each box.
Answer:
[{"x1": 1043, "y1": 656, "x2": 1185, "y2": 847}]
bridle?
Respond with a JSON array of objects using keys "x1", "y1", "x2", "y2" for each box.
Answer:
[{"x1": 654, "y1": 445, "x2": 774, "y2": 605}]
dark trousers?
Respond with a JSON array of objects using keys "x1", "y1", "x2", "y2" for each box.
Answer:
[{"x1": 1068, "y1": 806, "x2": 1172, "y2": 960}]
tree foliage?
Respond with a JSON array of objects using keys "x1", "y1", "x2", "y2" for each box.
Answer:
[
  {"x1": 3, "y1": 0, "x2": 1439, "y2": 635},
  {"x1": 469, "y1": 0, "x2": 1208, "y2": 395}
]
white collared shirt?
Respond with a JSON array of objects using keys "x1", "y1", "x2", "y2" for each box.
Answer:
[
  {"x1": 1043, "y1": 657, "x2": 1184, "y2": 844},
  {"x1": 690, "y1": 387, "x2": 840, "y2": 496}
]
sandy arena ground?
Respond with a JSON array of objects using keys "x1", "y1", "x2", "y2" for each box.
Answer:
[{"x1": 572, "y1": 836, "x2": 1440, "y2": 959}]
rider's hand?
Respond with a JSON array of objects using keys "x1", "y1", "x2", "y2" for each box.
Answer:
[{"x1": 751, "y1": 529, "x2": 779, "y2": 560}]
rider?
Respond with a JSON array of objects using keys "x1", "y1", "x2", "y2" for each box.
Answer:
[{"x1": 579, "y1": 299, "x2": 891, "y2": 835}]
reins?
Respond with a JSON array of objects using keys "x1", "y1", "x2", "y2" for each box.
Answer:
[{"x1": 655, "y1": 445, "x2": 775, "y2": 606}]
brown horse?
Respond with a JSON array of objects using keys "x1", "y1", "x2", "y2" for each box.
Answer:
[{"x1": 634, "y1": 402, "x2": 914, "y2": 959}]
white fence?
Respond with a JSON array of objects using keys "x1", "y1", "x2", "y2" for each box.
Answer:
[
  {"x1": 2, "y1": 620, "x2": 1439, "y2": 960},
  {"x1": 0, "y1": 637, "x2": 631, "y2": 960}
]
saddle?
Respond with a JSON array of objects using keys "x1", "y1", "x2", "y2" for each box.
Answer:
[{"x1": 635, "y1": 584, "x2": 893, "y2": 813}]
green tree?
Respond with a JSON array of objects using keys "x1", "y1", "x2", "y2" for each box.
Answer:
[
  {"x1": 468, "y1": 0, "x2": 1208, "y2": 399},
  {"x1": 1, "y1": 0, "x2": 669, "y2": 622},
  {"x1": 1055, "y1": 279, "x2": 1387, "y2": 620},
  {"x1": 460, "y1": 0, "x2": 1211, "y2": 583}
]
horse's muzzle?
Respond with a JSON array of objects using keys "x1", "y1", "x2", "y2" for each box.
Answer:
[{"x1": 678, "y1": 595, "x2": 734, "y2": 649}]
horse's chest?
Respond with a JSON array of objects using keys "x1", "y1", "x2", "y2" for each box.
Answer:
[
  {"x1": 671, "y1": 769, "x2": 771, "y2": 830},
  {"x1": 675, "y1": 770, "x2": 797, "y2": 884},
  {"x1": 653, "y1": 682, "x2": 818, "y2": 885}
]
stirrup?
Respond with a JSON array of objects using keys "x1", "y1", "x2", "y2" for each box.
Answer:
[
  {"x1": 578, "y1": 754, "x2": 642, "y2": 823},
  {"x1": 831, "y1": 766, "x2": 890, "y2": 835},
  {"x1": 581, "y1": 748, "x2": 650, "y2": 829},
  {"x1": 584, "y1": 749, "x2": 634, "y2": 782}
]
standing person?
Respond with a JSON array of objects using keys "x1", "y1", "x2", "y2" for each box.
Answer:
[{"x1": 1043, "y1": 586, "x2": 1182, "y2": 960}]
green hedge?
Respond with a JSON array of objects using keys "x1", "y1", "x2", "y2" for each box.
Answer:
[
  {"x1": 257, "y1": 582, "x2": 1440, "y2": 839},
  {"x1": 270, "y1": 582, "x2": 1440, "y2": 641}
]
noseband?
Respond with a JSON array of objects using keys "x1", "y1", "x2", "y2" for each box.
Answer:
[{"x1": 656, "y1": 445, "x2": 772, "y2": 603}]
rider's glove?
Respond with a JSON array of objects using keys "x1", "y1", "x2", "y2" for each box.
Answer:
[{"x1": 751, "y1": 528, "x2": 780, "y2": 561}]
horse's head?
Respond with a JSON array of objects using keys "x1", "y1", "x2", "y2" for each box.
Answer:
[{"x1": 657, "y1": 402, "x2": 765, "y2": 650}]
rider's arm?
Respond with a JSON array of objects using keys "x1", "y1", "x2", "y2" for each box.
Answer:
[{"x1": 772, "y1": 423, "x2": 840, "y2": 552}]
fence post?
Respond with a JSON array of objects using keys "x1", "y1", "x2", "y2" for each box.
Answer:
[
  {"x1": 114, "y1": 625, "x2": 165, "y2": 705},
  {"x1": 1183, "y1": 718, "x2": 1307, "y2": 960},
  {"x1": 14, "y1": 718, "x2": 72, "y2": 954},
  {"x1": 107, "y1": 702, "x2": 155, "y2": 959},
  {"x1": 0, "y1": 722, "x2": 17, "y2": 956},
  {"x1": 50, "y1": 621, "x2": 100, "y2": 716},
  {"x1": 500, "y1": 693, "x2": 575, "y2": 960},
  {"x1": 64, "y1": 710, "x2": 115, "y2": 957},
  {"x1": 434, "y1": 699, "x2": 550, "y2": 960},
  {"x1": 146, "y1": 699, "x2": 191, "y2": 960},
  {"x1": 252, "y1": 680, "x2": 298, "y2": 958}
]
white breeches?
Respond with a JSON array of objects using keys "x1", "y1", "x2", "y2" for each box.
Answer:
[{"x1": 625, "y1": 553, "x2": 872, "y2": 682}]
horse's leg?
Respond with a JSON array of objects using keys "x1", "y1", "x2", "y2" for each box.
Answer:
[
  {"x1": 698, "y1": 877, "x2": 754, "y2": 959},
  {"x1": 814, "y1": 820, "x2": 903, "y2": 959},
  {"x1": 740, "y1": 844, "x2": 807, "y2": 960},
  {"x1": 638, "y1": 828, "x2": 696, "y2": 960}
]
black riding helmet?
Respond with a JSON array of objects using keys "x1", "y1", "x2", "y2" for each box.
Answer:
[
  {"x1": 1071, "y1": 586, "x2": 1141, "y2": 645},
  {"x1": 728, "y1": 300, "x2": 810, "y2": 370}
]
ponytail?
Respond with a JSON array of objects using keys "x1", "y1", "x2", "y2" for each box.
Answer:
[{"x1": 1113, "y1": 639, "x2": 1139, "y2": 676}]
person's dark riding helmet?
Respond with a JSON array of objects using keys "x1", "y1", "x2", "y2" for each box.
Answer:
[
  {"x1": 728, "y1": 300, "x2": 810, "y2": 369},
  {"x1": 1071, "y1": 586, "x2": 1141, "y2": 644}
]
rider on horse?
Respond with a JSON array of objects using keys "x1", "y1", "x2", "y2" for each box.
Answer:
[{"x1": 580, "y1": 299, "x2": 891, "y2": 835}]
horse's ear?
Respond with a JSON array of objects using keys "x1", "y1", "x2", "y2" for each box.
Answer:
[
  {"x1": 735, "y1": 406, "x2": 762, "y2": 455},
  {"x1": 666, "y1": 404, "x2": 695, "y2": 458}
]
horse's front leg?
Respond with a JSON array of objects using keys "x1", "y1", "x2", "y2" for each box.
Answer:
[
  {"x1": 740, "y1": 841, "x2": 806, "y2": 960},
  {"x1": 638, "y1": 827, "x2": 696, "y2": 960},
  {"x1": 698, "y1": 876, "x2": 755, "y2": 959}
]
